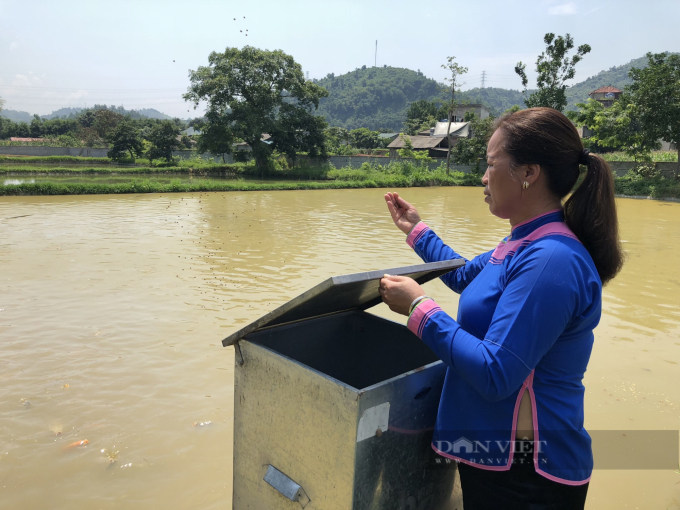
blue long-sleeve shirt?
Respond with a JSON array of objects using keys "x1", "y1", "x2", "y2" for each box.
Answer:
[{"x1": 405, "y1": 209, "x2": 601, "y2": 485}]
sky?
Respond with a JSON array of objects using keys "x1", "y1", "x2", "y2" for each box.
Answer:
[{"x1": 0, "y1": 0, "x2": 678, "y2": 119}]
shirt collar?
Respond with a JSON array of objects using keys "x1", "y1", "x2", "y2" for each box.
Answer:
[{"x1": 510, "y1": 208, "x2": 564, "y2": 240}]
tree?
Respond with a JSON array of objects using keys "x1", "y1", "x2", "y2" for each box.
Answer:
[
  {"x1": 570, "y1": 97, "x2": 659, "y2": 166},
  {"x1": 627, "y1": 52, "x2": 680, "y2": 177},
  {"x1": 515, "y1": 33, "x2": 591, "y2": 112},
  {"x1": 349, "y1": 128, "x2": 381, "y2": 149},
  {"x1": 184, "y1": 46, "x2": 329, "y2": 169},
  {"x1": 404, "y1": 99, "x2": 438, "y2": 135},
  {"x1": 0, "y1": 95, "x2": 4, "y2": 114},
  {"x1": 504, "y1": 105, "x2": 522, "y2": 115},
  {"x1": 196, "y1": 120, "x2": 235, "y2": 162},
  {"x1": 442, "y1": 56, "x2": 468, "y2": 174},
  {"x1": 145, "y1": 120, "x2": 180, "y2": 163},
  {"x1": 30, "y1": 115, "x2": 43, "y2": 138},
  {"x1": 93, "y1": 109, "x2": 124, "y2": 141},
  {"x1": 107, "y1": 120, "x2": 144, "y2": 161},
  {"x1": 451, "y1": 113, "x2": 496, "y2": 172}
]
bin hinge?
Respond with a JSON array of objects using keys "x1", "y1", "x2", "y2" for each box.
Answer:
[
  {"x1": 234, "y1": 342, "x2": 244, "y2": 366},
  {"x1": 263, "y1": 465, "x2": 311, "y2": 508}
]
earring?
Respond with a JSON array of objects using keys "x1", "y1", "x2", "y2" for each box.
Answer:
[{"x1": 523, "y1": 181, "x2": 530, "y2": 190}]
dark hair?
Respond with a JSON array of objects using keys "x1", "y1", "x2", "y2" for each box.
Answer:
[{"x1": 494, "y1": 107, "x2": 624, "y2": 285}]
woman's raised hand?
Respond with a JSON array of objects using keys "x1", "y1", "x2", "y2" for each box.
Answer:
[{"x1": 384, "y1": 192, "x2": 421, "y2": 235}]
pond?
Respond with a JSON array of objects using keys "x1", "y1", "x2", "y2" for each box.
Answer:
[{"x1": 0, "y1": 188, "x2": 678, "y2": 509}]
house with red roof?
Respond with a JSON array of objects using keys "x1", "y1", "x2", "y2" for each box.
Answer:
[{"x1": 588, "y1": 86, "x2": 622, "y2": 108}]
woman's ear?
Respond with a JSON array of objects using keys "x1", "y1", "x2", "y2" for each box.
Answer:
[{"x1": 524, "y1": 163, "x2": 541, "y2": 186}]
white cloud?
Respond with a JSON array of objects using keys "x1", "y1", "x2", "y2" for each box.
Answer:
[
  {"x1": 548, "y1": 2, "x2": 577, "y2": 15},
  {"x1": 10, "y1": 41, "x2": 18, "y2": 50},
  {"x1": 11, "y1": 74, "x2": 41, "y2": 87}
]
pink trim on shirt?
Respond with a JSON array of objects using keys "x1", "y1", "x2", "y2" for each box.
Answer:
[
  {"x1": 529, "y1": 377, "x2": 592, "y2": 486},
  {"x1": 489, "y1": 221, "x2": 580, "y2": 265},
  {"x1": 406, "y1": 222, "x2": 430, "y2": 248},
  {"x1": 407, "y1": 299, "x2": 442, "y2": 338},
  {"x1": 511, "y1": 208, "x2": 563, "y2": 232}
]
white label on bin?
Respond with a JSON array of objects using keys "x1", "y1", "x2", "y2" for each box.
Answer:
[{"x1": 357, "y1": 402, "x2": 390, "y2": 442}]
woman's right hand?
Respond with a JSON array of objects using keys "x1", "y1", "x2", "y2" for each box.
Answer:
[{"x1": 384, "y1": 192, "x2": 422, "y2": 235}]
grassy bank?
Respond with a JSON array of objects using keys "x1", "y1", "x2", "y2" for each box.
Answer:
[
  {"x1": 614, "y1": 176, "x2": 680, "y2": 199},
  {"x1": 0, "y1": 167, "x2": 482, "y2": 196}
]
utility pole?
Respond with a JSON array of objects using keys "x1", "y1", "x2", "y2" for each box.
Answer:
[
  {"x1": 375, "y1": 40, "x2": 377, "y2": 67},
  {"x1": 481, "y1": 70, "x2": 486, "y2": 89}
]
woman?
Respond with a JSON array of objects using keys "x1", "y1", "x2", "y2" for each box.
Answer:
[{"x1": 379, "y1": 107, "x2": 624, "y2": 510}]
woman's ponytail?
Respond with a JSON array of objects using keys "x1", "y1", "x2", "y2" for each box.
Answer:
[
  {"x1": 494, "y1": 107, "x2": 625, "y2": 285},
  {"x1": 564, "y1": 154, "x2": 624, "y2": 285}
]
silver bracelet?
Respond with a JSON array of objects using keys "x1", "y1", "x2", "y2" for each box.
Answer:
[{"x1": 409, "y1": 295, "x2": 430, "y2": 314}]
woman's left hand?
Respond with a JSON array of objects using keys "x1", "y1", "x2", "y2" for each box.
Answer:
[{"x1": 379, "y1": 275, "x2": 426, "y2": 316}]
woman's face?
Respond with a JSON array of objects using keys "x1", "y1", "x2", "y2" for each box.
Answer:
[{"x1": 482, "y1": 129, "x2": 523, "y2": 220}]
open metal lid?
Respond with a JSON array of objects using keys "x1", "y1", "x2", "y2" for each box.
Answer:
[{"x1": 222, "y1": 259, "x2": 465, "y2": 347}]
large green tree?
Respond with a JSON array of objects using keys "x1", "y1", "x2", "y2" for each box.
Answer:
[
  {"x1": 107, "y1": 120, "x2": 145, "y2": 161},
  {"x1": 184, "y1": 46, "x2": 329, "y2": 168},
  {"x1": 570, "y1": 97, "x2": 659, "y2": 164},
  {"x1": 145, "y1": 120, "x2": 181, "y2": 163},
  {"x1": 627, "y1": 52, "x2": 680, "y2": 177},
  {"x1": 515, "y1": 33, "x2": 591, "y2": 112}
]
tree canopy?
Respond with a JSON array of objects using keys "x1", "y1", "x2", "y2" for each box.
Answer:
[
  {"x1": 184, "y1": 46, "x2": 329, "y2": 168},
  {"x1": 627, "y1": 52, "x2": 680, "y2": 175},
  {"x1": 515, "y1": 33, "x2": 591, "y2": 112}
]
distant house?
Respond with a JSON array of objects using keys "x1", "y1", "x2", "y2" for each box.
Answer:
[
  {"x1": 234, "y1": 134, "x2": 273, "y2": 152},
  {"x1": 387, "y1": 134, "x2": 448, "y2": 158},
  {"x1": 392, "y1": 121, "x2": 472, "y2": 158},
  {"x1": 449, "y1": 104, "x2": 490, "y2": 122},
  {"x1": 588, "y1": 86, "x2": 622, "y2": 108}
]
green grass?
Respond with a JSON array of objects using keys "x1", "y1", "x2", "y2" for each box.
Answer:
[
  {"x1": 599, "y1": 151, "x2": 678, "y2": 162},
  {"x1": 0, "y1": 168, "x2": 481, "y2": 196}
]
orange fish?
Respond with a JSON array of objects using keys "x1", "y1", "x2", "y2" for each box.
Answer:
[{"x1": 65, "y1": 439, "x2": 89, "y2": 449}]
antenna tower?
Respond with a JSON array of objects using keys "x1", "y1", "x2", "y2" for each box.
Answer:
[
  {"x1": 375, "y1": 40, "x2": 377, "y2": 67},
  {"x1": 481, "y1": 70, "x2": 486, "y2": 89}
]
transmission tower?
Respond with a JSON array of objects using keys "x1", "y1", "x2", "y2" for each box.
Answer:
[
  {"x1": 481, "y1": 70, "x2": 486, "y2": 89},
  {"x1": 306, "y1": 71, "x2": 309, "y2": 80}
]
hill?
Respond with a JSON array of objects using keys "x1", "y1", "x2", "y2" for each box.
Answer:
[
  {"x1": 0, "y1": 110, "x2": 34, "y2": 123},
  {"x1": 313, "y1": 54, "x2": 671, "y2": 130},
  {"x1": 314, "y1": 66, "x2": 445, "y2": 131},
  {"x1": 1, "y1": 105, "x2": 173, "y2": 123},
  {"x1": 564, "y1": 54, "x2": 651, "y2": 110}
]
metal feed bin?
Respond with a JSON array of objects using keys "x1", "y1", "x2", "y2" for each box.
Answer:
[{"x1": 222, "y1": 260, "x2": 465, "y2": 510}]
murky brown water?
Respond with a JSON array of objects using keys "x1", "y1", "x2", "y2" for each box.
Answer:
[{"x1": 0, "y1": 188, "x2": 678, "y2": 509}]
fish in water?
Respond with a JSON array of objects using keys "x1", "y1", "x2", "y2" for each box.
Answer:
[{"x1": 65, "y1": 440, "x2": 89, "y2": 449}]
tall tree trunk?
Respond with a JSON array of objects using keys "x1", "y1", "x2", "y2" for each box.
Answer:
[
  {"x1": 676, "y1": 146, "x2": 679, "y2": 180},
  {"x1": 445, "y1": 83, "x2": 456, "y2": 175}
]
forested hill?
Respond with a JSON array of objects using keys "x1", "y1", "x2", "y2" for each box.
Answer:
[
  {"x1": 314, "y1": 66, "x2": 444, "y2": 131},
  {"x1": 313, "y1": 54, "x2": 670, "y2": 130},
  {"x1": 0, "y1": 105, "x2": 172, "y2": 123}
]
